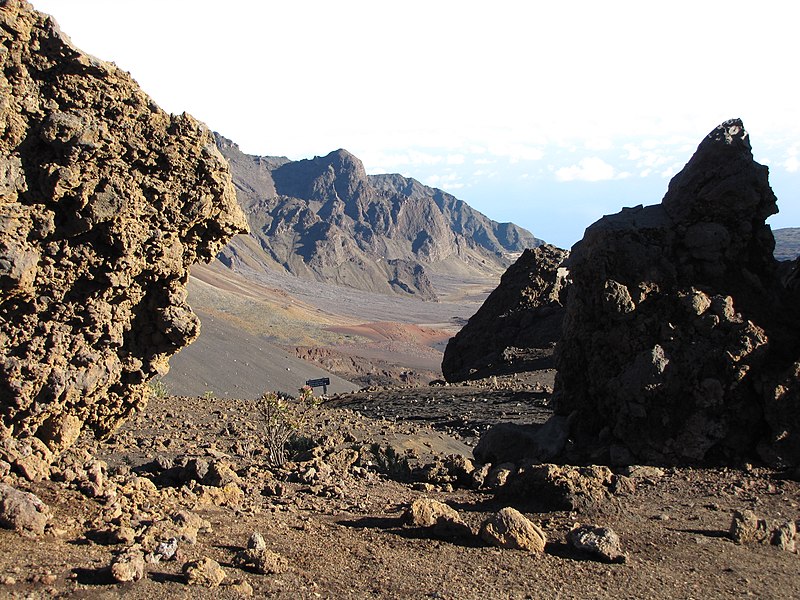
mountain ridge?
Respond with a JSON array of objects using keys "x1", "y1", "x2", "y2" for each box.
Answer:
[
  {"x1": 774, "y1": 227, "x2": 800, "y2": 261},
  {"x1": 214, "y1": 135, "x2": 540, "y2": 300}
]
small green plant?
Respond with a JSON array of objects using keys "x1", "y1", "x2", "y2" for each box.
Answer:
[
  {"x1": 257, "y1": 385, "x2": 321, "y2": 468},
  {"x1": 202, "y1": 390, "x2": 215, "y2": 400},
  {"x1": 148, "y1": 377, "x2": 169, "y2": 399},
  {"x1": 368, "y1": 443, "x2": 412, "y2": 480}
]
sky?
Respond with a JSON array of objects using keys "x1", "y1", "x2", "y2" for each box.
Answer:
[{"x1": 32, "y1": 0, "x2": 800, "y2": 248}]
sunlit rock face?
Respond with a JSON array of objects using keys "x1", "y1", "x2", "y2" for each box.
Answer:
[
  {"x1": 554, "y1": 119, "x2": 800, "y2": 466},
  {"x1": 0, "y1": 0, "x2": 248, "y2": 446}
]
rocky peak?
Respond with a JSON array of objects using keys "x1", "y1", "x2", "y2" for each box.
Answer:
[
  {"x1": 553, "y1": 120, "x2": 800, "y2": 466},
  {"x1": 216, "y1": 140, "x2": 539, "y2": 299},
  {"x1": 662, "y1": 119, "x2": 777, "y2": 269},
  {"x1": 272, "y1": 149, "x2": 369, "y2": 205}
]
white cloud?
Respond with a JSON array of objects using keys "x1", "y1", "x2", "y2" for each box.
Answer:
[
  {"x1": 660, "y1": 162, "x2": 685, "y2": 178},
  {"x1": 487, "y1": 142, "x2": 545, "y2": 163},
  {"x1": 359, "y1": 147, "x2": 469, "y2": 174},
  {"x1": 585, "y1": 138, "x2": 613, "y2": 151},
  {"x1": 422, "y1": 172, "x2": 464, "y2": 190},
  {"x1": 783, "y1": 145, "x2": 800, "y2": 173},
  {"x1": 555, "y1": 157, "x2": 623, "y2": 182},
  {"x1": 623, "y1": 143, "x2": 675, "y2": 169}
]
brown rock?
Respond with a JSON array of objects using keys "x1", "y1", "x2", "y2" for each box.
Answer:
[
  {"x1": 404, "y1": 497, "x2": 472, "y2": 538},
  {"x1": 0, "y1": 438, "x2": 53, "y2": 482},
  {"x1": 485, "y1": 462, "x2": 516, "y2": 488},
  {"x1": 195, "y1": 482, "x2": 244, "y2": 507},
  {"x1": 771, "y1": 521, "x2": 797, "y2": 552},
  {"x1": 501, "y1": 463, "x2": 613, "y2": 511},
  {"x1": 554, "y1": 119, "x2": 800, "y2": 466},
  {"x1": 479, "y1": 507, "x2": 546, "y2": 552},
  {"x1": 183, "y1": 557, "x2": 226, "y2": 587},
  {"x1": 0, "y1": 482, "x2": 50, "y2": 536},
  {"x1": 567, "y1": 524, "x2": 626, "y2": 563},
  {"x1": 234, "y1": 532, "x2": 288, "y2": 575},
  {"x1": 142, "y1": 510, "x2": 211, "y2": 550},
  {"x1": 0, "y1": 0, "x2": 247, "y2": 447},
  {"x1": 203, "y1": 460, "x2": 241, "y2": 487},
  {"x1": 37, "y1": 414, "x2": 82, "y2": 453},
  {"x1": 226, "y1": 579, "x2": 255, "y2": 597},
  {"x1": 729, "y1": 509, "x2": 770, "y2": 544},
  {"x1": 110, "y1": 547, "x2": 146, "y2": 583}
]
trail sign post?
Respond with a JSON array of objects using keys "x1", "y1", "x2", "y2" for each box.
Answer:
[{"x1": 305, "y1": 377, "x2": 330, "y2": 395}]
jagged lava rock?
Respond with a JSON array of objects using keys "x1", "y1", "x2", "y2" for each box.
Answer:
[
  {"x1": 554, "y1": 119, "x2": 800, "y2": 465},
  {"x1": 442, "y1": 244, "x2": 568, "y2": 382},
  {"x1": 0, "y1": 1, "x2": 247, "y2": 444}
]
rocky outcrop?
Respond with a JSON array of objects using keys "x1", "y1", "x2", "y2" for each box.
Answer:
[
  {"x1": 0, "y1": 2, "x2": 247, "y2": 444},
  {"x1": 553, "y1": 120, "x2": 800, "y2": 466},
  {"x1": 216, "y1": 136, "x2": 539, "y2": 300},
  {"x1": 442, "y1": 244, "x2": 569, "y2": 381}
]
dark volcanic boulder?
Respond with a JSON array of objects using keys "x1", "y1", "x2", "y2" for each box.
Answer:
[
  {"x1": 554, "y1": 119, "x2": 800, "y2": 466},
  {"x1": 0, "y1": 1, "x2": 248, "y2": 446},
  {"x1": 442, "y1": 244, "x2": 569, "y2": 382}
]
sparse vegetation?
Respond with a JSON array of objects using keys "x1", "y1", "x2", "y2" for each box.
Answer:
[
  {"x1": 202, "y1": 390, "x2": 215, "y2": 400},
  {"x1": 148, "y1": 377, "x2": 169, "y2": 399},
  {"x1": 257, "y1": 385, "x2": 321, "y2": 468}
]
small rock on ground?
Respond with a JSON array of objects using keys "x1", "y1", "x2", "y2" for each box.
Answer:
[
  {"x1": 567, "y1": 524, "x2": 627, "y2": 563},
  {"x1": 110, "y1": 547, "x2": 146, "y2": 582},
  {"x1": 480, "y1": 507, "x2": 546, "y2": 552},
  {"x1": 183, "y1": 557, "x2": 226, "y2": 587},
  {"x1": 234, "y1": 532, "x2": 288, "y2": 574},
  {"x1": 729, "y1": 509, "x2": 770, "y2": 544},
  {"x1": 0, "y1": 483, "x2": 51, "y2": 536},
  {"x1": 404, "y1": 498, "x2": 472, "y2": 538}
]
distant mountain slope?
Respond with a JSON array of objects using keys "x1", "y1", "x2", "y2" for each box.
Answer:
[
  {"x1": 215, "y1": 135, "x2": 540, "y2": 300},
  {"x1": 774, "y1": 227, "x2": 800, "y2": 261}
]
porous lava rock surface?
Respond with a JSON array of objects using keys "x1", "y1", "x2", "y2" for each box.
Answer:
[
  {"x1": 442, "y1": 244, "x2": 569, "y2": 382},
  {"x1": 553, "y1": 119, "x2": 800, "y2": 466},
  {"x1": 0, "y1": 1, "x2": 247, "y2": 444}
]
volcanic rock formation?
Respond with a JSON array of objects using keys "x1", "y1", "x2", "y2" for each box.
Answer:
[
  {"x1": 553, "y1": 119, "x2": 800, "y2": 466},
  {"x1": 442, "y1": 244, "x2": 569, "y2": 381},
  {"x1": 215, "y1": 136, "x2": 539, "y2": 300},
  {"x1": 0, "y1": 1, "x2": 248, "y2": 445}
]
